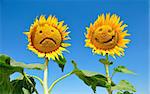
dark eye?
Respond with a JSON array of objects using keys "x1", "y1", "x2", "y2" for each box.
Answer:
[
  {"x1": 39, "y1": 30, "x2": 42, "y2": 33},
  {"x1": 99, "y1": 28, "x2": 102, "y2": 31},
  {"x1": 51, "y1": 30, "x2": 54, "y2": 32},
  {"x1": 95, "y1": 38, "x2": 99, "y2": 42},
  {"x1": 108, "y1": 30, "x2": 111, "y2": 32}
]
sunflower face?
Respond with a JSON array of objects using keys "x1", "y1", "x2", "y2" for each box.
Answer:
[
  {"x1": 91, "y1": 25, "x2": 118, "y2": 50},
  {"x1": 31, "y1": 25, "x2": 62, "y2": 53},
  {"x1": 24, "y1": 15, "x2": 70, "y2": 60},
  {"x1": 85, "y1": 13, "x2": 130, "y2": 57}
]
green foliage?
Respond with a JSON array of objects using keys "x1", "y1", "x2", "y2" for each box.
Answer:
[
  {"x1": 99, "y1": 58, "x2": 113, "y2": 65},
  {"x1": 0, "y1": 74, "x2": 12, "y2": 94},
  {"x1": 0, "y1": 54, "x2": 38, "y2": 94},
  {"x1": 117, "y1": 91, "x2": 134, "y2": 94},
  {"x1": 113, "y1": 66, "x2": 135, "y2": 75},
  {"x1": 11, "y1": 76, "x2": 36, "y2": 94},
  {"x1": 54, "y1": 55, "x2": 67, "y2": 72},
  {"x1": 0, "y1": 54, "x2": 23, "y2": 75},
  {"x1": 0, "y1": 54, "x2": 137, "y2": 94},
  {"x1": 123, "y1": 91, "x2": 134, "y2": 94},
  {"x1": 0, "y1": 54, "x2": 23, "y2": 94},
  {"x1": 72, "y1": 60, "x2": 115, "y2": 93},
  {"x1": 11, "y1": 59, "x2": 46, "y2": 70},
  {"x1": 112, "y1": 80, "x2": 136, "y2": 92},
  {"x1": 0, "y1": 72, "x2": 37, "y2": 94},
  {"x1": 117, "y1": 92, "x2": 123, "y2": 94},
  {"x1": 0, "y1": 54, "x2": 45, "y2": 74}
]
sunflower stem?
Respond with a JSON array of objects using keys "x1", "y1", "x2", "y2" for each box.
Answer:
[
  {"x1": 48, "y1": 71, "x2": 73, "y2": 94},
  {"x1": 31, "y1": 75, "x2": 43, "y2": 86},
  {"x1": 104, "y1": 54, "x2": 112, "y2": 94},
  {"x1": 43, "y1": 57, "x2": 49, "y2": 94}
]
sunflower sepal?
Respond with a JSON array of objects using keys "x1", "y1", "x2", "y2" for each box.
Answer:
[
  {"x1": 53, "y1": 55, "x2": 67, "y2": 72},
  {"x1": 99, "y1": 58, "x2": 113, "y2": 65}
]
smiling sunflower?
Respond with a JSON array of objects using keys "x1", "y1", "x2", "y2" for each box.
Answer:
[
  {"x1": 85, "y1": 13, "x2": 130, "y2": 58},
  {"x1": 24, "y1": 15, "x2": 70, "y2": 60}
]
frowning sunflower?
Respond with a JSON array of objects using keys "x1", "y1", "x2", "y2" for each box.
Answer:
[
  {"x1": 85, "y1": 13, "x2": 130, "y2": 58},
  {"x1": 24, "y1": 15, "x2": 70, "y2": 60}
]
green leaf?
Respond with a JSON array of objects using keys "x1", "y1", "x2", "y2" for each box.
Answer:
[
  {"x1": 117, "y1": 91, "x2": 134, "y2": 94},
  {"x1": 0, "y1": 54, "x2": 17, "y2": 94},
  {"x1": 114, "y1": 66, "x2": 135, "y2": 75},
  {"x1": 117, "y1": 92, "x2": 123, "y2": 94},
  {"x1": 54, "y1": 55, "x2": 66, "y2": 72},
  {"x1": 11, "y1": 59, "x2": 45, "y2": 70},
  {"x1": 99, "y1": 59, "x2": 107, "y2": 64},
  {"x1": 123, "y1": 91, "x2": 133, "y2": 94},
  {"x1": 0, "y1": 74, "x2": 12, "y2": 94},
  {"x1": 11, "y1": 75, "x2": 36, "y2": 94},
  {"x1": 0, "y1": 54, "x2": 23, "y2": 75},
  {"x1": 72, "y1": 60, "x2": 115, "y2": 93},
  {"x1": 22, "y1": 88, "x2": 30, "y2": 94},
  {"x1": 112, "y1": 80, "x2": 136, "y2": 92},
  {"x1": 99, "y1": 58, "x2": 113, "y2": 65},
  {"x1": 0, "y1": 54, "x2": 38, "y2": 94},
  {"x1": 0, "y1": 54, "x2": 45, "y2": 75}
]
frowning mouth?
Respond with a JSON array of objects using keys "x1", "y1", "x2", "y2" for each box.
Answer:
[
  {"x1": 40, "y1": 37, "x2": 56, "y2": 44},
  {"x1": 103, "y1": 36, "x2": 115, "y2": 43}
]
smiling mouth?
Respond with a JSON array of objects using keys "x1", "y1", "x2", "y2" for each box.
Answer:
[
  {"x1": 103, "y1": 36, "x2": 115, "y2": 43},
  {"x1": 95, "y1": 36, "x2": 115, "y2": 44},
  {"x1": 40, "y1": 37, "x2": 56, "y2": 44}
]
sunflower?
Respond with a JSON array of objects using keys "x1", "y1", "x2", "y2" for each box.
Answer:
[
  {"x1": 24, "y1": 15, "x2": 70, "y2": 60},
  {"x1": 85, "y1": 13, "x2": 130, "y2": 58}
]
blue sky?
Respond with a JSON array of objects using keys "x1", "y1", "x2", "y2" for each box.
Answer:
[{"x1": 0, "y1": 0, "x2": 149, "y2": 94}]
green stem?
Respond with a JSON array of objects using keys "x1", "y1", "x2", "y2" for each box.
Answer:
[
  {"x1": 31, "y1": 75, "x2": 43, "y2": 86},
  {"x1": 43, "y1": 57, "x2": 49, "y2": 94},
  {"x1": 48, "y1": 71, "x2": 73, "y2": 94},
  {"x1": 104, "y1": 54, "x2": 112, "y2": 94}
]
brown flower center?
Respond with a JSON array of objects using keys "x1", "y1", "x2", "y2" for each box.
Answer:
[
  {"x1": 91, "y1": 25, "x2": 118, "y2": 50},
  {"x1": 31, "y1": 24, "x2": 62, "y2": 53}
]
